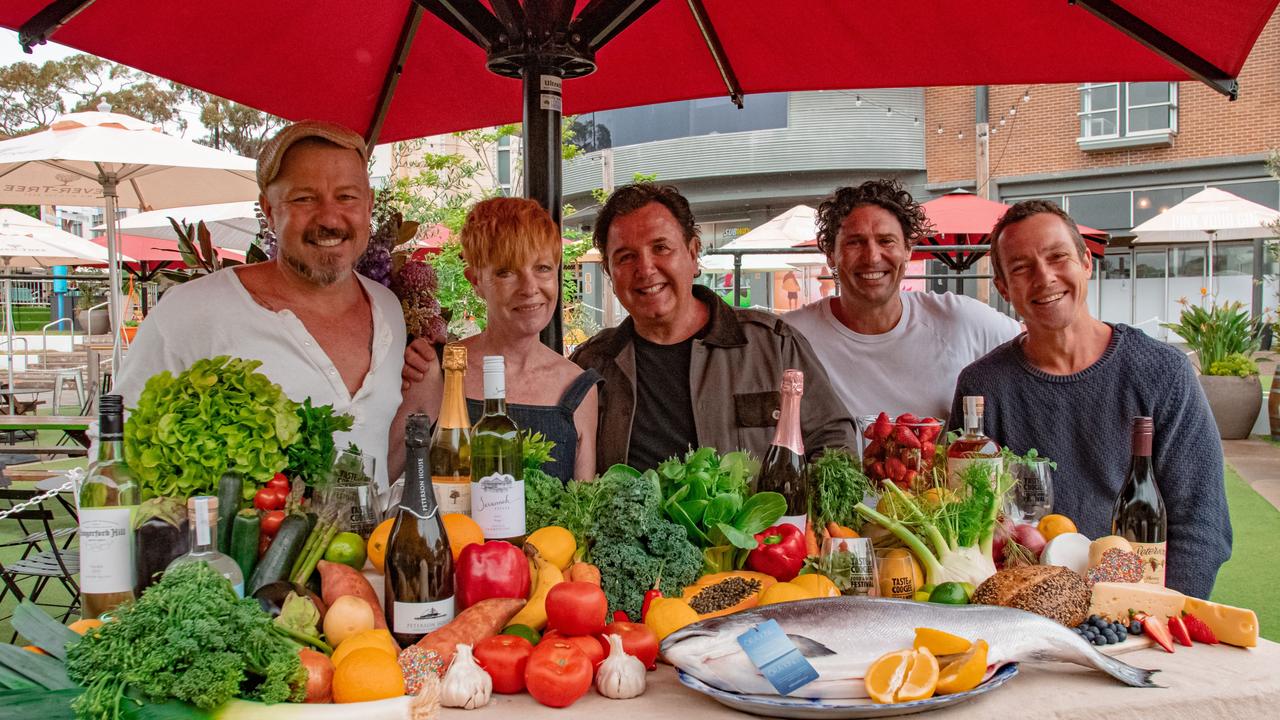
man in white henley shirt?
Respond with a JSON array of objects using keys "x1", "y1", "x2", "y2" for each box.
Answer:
[
  {"x1": 784, "y1": 180, "x2": 1020, "y2": 423},
  {"x1": 113, "y1": 121, "x2": 406, "y2": 490}
]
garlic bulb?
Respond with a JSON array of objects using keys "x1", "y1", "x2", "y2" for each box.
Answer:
[
  {"x1": 441, "y1": 644, "x2": 492, "y2": 709},
  {"x1": 595, "y1": 634, "x2": 646, "y2": 699}
]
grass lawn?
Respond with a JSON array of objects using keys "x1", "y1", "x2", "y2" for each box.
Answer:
[{"x1": 1212, "y1": 465, "x2": 1280, "y2": 642}]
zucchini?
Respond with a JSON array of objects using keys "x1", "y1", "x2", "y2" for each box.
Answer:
[
  {"x1": 230, "y1": 510, "x2": 261, "y2": 583},
  {"x1": 216, "y1": 473, "x2": 243, "y2": 554},
  {"x1": 247, "y1": 514, "x2": 308, "y2": 597}
]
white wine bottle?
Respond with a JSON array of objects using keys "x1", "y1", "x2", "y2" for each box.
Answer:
[
  {"x1": 79, "y1": 394, "x2": 138, "y2": 618},
  {"x1": 430, "y1": 343, "x2": 471, "y2": 515},
  {"x1": 387, "y1": 413, "x2": 456, "y2": 646},
  {"x1": 469, "y1": 356, "x2": 525, "y2": 544}
]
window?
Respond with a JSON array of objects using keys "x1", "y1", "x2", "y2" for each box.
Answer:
[
  {"x1": 571, "y1": 93, "x2": 788, "y2": 151},
  {"x1": 1066, "y1": 191, "x2": 1131, "y2": 232},
  {"x1": 496, "y1": 135, "x2": 512, "y2": 195},
  {"x1": 1078, "y1": 82, "x2": 1177, "y2": 150}
]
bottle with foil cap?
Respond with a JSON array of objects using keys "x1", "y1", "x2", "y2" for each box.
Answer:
[
  {"x1": 757, "y1": 369, "x2": 809, "y2": 533},
  {"x1": 470, "y1": 356, "x2": 525, "y2": 544},
  {"x1": 1111, "y1": 416, "x2": 1167, "y2": 585},
  {"x1": 430, "y1": 343, "x2": 472, "y2": 516},
  {"x1": 166, "y1": 495, "x2": 244, "y2": 597},
  {"x1": 79, "y1": 394, "x2": 139, "y2": 617}
]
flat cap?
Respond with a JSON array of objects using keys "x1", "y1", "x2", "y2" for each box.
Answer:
[{"x1": 256, "y1": 120, "x2": 368, "y2": 191}]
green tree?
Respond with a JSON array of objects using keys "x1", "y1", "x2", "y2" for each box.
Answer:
[{"x1": 184, "y1": 91, "x2": 287, "y2": 158}]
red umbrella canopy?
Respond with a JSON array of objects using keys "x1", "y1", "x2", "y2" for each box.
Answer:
[
  {"x1": 3, "y1": 1, "x2": 1276, "y2": 142},
  {"x1": 89, "y1": 233, "x2": 244, "y2": 268},
  {"x1": 917, "y1": 192, "x2": 1109, "y2": 260}
]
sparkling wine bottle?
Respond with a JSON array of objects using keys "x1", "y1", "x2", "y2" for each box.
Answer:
[
  {"x1": 757, "y1": 369, "x2": 809, "y2": 533},
  {"x1": 430, "y1": 343, "x2": 472, "y2": 516}
]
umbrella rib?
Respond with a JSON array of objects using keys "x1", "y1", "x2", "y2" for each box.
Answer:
[
  {"x1": 367, "y1": 2, "x2": 426, "y2": 151},
  {"x1": 684, "y1": 0, "x2": 743, "y2": 108},
  {"x1": 1070, "y1": 0, "x2": 1239, "y2": 99},
  {"x1": 16, "y1": 0, "x2": 94, "y2": 53}
]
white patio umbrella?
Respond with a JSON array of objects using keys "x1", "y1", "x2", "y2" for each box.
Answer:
[
  {"x1": 106, "y1": 200, "x2": 261, "y2": 252},
  {"x1": 1131, "y1": 187, "x2": 1280, "y2": 298},
  {"x1": 719, "y1": 204, "x2": 826, "y2": 268},
  {"x1": 0, "y1": 109, "x2": 258, "y2": 371},
  {"x1": 0, "y1": 209, "x2": 136, "y2": 412}
]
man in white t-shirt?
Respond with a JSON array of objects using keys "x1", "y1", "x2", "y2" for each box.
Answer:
[
  {"x1": 112, "y1": 121, "x2": 406, "y2": 489},
  {"x1": 784, "y1": 180, "x2": 1020, "y2": 423}
]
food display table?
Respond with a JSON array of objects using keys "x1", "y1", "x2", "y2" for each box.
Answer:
[{"x1": 446, "y1": 639, "x2": 1279, "y2": 720}]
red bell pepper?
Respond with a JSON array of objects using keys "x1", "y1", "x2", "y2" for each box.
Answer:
[
  {"x1": 746, "y1": 523, "x2": 807, "y2": 581},
  {"x1": 457, "y1": 541, "x2": 531, "y2": 609}
]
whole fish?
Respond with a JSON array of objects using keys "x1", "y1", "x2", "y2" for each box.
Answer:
[{"x1": 661, "y1": 597, "x2": 1159, "y2": 699}]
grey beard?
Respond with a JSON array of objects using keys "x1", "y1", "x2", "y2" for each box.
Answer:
[{"x1": 279, "y1": 245, "x2": 346, "y2": 287}]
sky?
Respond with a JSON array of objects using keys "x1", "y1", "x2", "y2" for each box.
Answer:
[{"x1": 0, "y1": 29, "x2": 78, "y2": 66}]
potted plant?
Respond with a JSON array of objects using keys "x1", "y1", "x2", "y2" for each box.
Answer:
[
  {"x1": 72, "y1": 282, "x2": 110, "y2": 335},
  {"x1": 1163, "y1": 300, "x2": 1264, "y2": 440},
  {"x1": 121, "y1": 318, "x2": 139, "y2": 344}
]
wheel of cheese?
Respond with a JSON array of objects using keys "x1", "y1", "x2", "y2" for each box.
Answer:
[{"x1": 1040, "y1": 532, "x2": 1090, "y2": 574}]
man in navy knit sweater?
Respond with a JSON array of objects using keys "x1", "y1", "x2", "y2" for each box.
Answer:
[{"x1": 950, "y1": 200, "x2": 1231, "y2": 599}]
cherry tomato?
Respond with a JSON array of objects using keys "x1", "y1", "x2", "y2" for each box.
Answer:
[
  {"x1": 474, "y1": 634, "x2": 533, "y2": 694},
  {"x1": 260, "y1": 510, "x2": 286, "y2": 537},
  {"x1": 541, "y1": 630, "x2": 606, "y2": 672},
  {"x1": 602, "y1": 621, "x2": 659, "y2": 670},
  {"x1": 524, "y1": 640, "x2": 592, "y2": 708},
  {"x1": 545, "y1": 582, "x2": 608, "y2": 636},
  {"x1": 266, "y1": 473, "x2": 291, "y2": 491},
  {"x1": 253, "y1": 487, "x2": 286, "y2": 511}
]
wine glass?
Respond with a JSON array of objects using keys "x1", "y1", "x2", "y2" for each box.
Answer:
[
  {"x1": 318, "y1": 449, "x2": 379, "y2": 539},
  {"x1": 820, "y1": 537, "x2": 879, "y2": 597},
  {"x1": 1006, "y1": 458, "x2": 1054, "y2": 525}
]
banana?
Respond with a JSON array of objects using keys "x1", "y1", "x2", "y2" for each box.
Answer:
[{"x1": 507, "y1": 548, "x2": 563, "y2": 631}]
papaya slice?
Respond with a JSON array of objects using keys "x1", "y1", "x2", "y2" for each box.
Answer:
[{"x1": 681, "y1": 571, "x2": 777, "y2": 619}]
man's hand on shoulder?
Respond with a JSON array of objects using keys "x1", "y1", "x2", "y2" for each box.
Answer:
[{"x1": 401, "y1": 337, "x2": 439, "y2": 391}]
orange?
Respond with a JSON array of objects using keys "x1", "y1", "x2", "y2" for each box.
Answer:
[
  {"x1": 442, "y1": 513, "x2": 484, "y2": 561},
  {"x1": 367, "y1": 518, "x2": 393, "y2": 573},
  {"x1": 67, "y1": 618, "x2": 104, "y2": 635},
  {"x1": 936, "y1": 639, "x2": 988, "y2": 695},
  {"x1": 332, "y1": 647, "x2": 405, "y2": 703},
  {"x1": 331, "y1": 628, "x2": 400, "y2": 668},
  {"x1": 864, "y1": 649, "x2": 913, "y2": 704},
  {"x1": 913, "y1": 627, "x2": 972, "y2": 656},
  {"x1": 789, "y1": 573, "x2": 841, "y2": 598},
  {"x1": 22, "y1": 645, "x2": 48, "y2": 655},
  {"x1": 895, "y1": 647, "x2": 939, "y2": 702},
  {"x1": 757, "y1": 581, "x2": 814, "y2": 606},
  {"x1": 1037, "y1": 514, "x2": 1077, "y2": 542}
]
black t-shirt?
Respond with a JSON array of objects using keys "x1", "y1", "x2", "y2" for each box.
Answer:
[{"x1": 627, "y1": 328, "x2": 706, "y2": 472}]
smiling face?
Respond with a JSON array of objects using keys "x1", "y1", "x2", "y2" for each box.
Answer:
[
  {"x1": 466, "y1": 251, "x2": 560, "y2": 337},
  {"x1": 829, "y1": 204, "x2": 911, "y2": 312},
  {"x1": 994, "y1": 212, "x2": 1094, "y2": 333},
  {"x1": 603, "y1": 201, "x2": 702, "y2": 336},
  {"x1": 261, "y1": 140, "x2": 372, "y2": 287}
]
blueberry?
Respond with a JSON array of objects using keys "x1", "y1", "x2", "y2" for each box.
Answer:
[
  {"x1": 1103, "y1": 632, "x2": 1118, "y2": 644},
  {"x1": 1131, "y1": 622, "x2": 1143, "y2": 636},
  {"x1": 1092, "y1": 635, "x2": 1107, "y2": 646},
  {"x1": 1113, "y1": 622, "x2": 1126, "y2": 634},
  {"x1": 1088, "y1": 615, "x2": 1101, "y2": 625}
]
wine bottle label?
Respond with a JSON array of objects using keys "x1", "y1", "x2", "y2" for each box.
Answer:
[
  {"x1": 1130, "y1": 541, "x2": 1167, "y2": 585},
  {"x1": 79, "y1": 507, "x2": 136, "y2": 594},
  {"x1": 433, "y1": 477, "x2": 471, "y2": 517},
  {"x1": 471, "y1": 472, "x2": 525, "y2": 538},
  {"x1": 394, "y1": 597, "x2": 456, "y2": 635},
  {"x1": 779, "y1": 514, "x2": 807, "y2": 534},
  {"x1": 947, "y1": 457, "x2": 1002, "y2": 489}
]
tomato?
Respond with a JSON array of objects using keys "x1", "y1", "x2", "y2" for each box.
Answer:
[
  {"x1": 541, "y1": 630, "x2": 606, "y2": 671},
  {"x1": 266, "y1": 473, "x2": 291, "y2": 491},
  {"x1": 545, "y1": 582, "x2": 608, "y2": 636},
  {"x1": 260, "y1": 510, "x2": 286, "y2": 537},
  {"x1": 602, "y1": 621, "x2": 659, "y2": 670},
  {"x1": 524, "y1": 640, "x2": 592, "y2": 708},
  {"x1": 253, "y1": 487, "x2": 286, "y2": 511},
  {"x1": 474, "y1": 634, "x2": 533, "y2": 694}
]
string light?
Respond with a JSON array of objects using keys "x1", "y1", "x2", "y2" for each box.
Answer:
[
  {"x1": 1009, "y1": 107, "x2": 1017, "y2": 116},
  {"x1": 1023, "y1": 90, "x2": 1031, "y2": 102},
  {"x1": 937, "y1": 125, "x2": 944, "y2": 134},
  {"x1": 913, "y1": 117, "x2": 920, "y2": 126},
  {"x1": 855, "y1": 95, "x2": 862, "y2": 107},
  {"x1": 886, "y1": 107, "x2": 892, "y2": 117}
]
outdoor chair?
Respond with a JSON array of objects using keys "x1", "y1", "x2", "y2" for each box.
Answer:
[{"x1": 0, "y1": 487, "x2": 80, "y2": 638}]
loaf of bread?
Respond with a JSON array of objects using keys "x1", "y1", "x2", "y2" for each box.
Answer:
[{"x1": 972, "y1": 565, "x2": 1092, "y2": 626}]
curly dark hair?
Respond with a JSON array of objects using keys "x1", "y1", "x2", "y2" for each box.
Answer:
[
  {"x1": 815, "y1": 179, "x2": 931, "y2": 256},
  {"x1": 988, "y1": 199, "x2": 1088, "y2": 282},
  {"x1": 592, "y1": 183, "x2": 698, "y2": 261}
]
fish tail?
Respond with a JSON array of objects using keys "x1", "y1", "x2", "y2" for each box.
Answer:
[{"x1": 1090, "y1": 651, "x2": 1162, "y2": 688}]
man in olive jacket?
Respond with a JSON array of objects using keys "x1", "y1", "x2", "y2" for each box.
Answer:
[{"x1": 572, "y1": 184, "x2": 856, "y2": 474}]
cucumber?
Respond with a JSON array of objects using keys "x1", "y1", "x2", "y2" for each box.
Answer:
[
  {"x1": 230, "y1": 509, "x2": 261, "y2": 583},
  {"x1": 216, "y1": 473, "x2": 243, "y2": 554},
  {"x1": 247, "y1": 513, "x2": 308, "y2": 597}
]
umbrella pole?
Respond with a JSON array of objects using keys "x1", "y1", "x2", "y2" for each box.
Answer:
[
  {"x1": 5, "y1": 267, "x2": 14, "y2": 415},
  {"x1": 102, "y1": 173, "x2": 124, "y2": 374},
  {"x1": 1207, "y1": 231, "x2": 1216, "y2": 302}
]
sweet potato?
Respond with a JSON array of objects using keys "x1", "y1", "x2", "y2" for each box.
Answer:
[
  {"x1": 414, "y1": 597, "x2": 526, "y2": 667},
  {"x1": 317, "y1": 559, "x2": 386, "y2": 629},
  {"x1": 565, "y1": 562, "x2": 601, "y2": 585}
]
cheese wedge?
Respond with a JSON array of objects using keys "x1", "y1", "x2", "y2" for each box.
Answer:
[
  {"x1": 1183, "y1": 597, "x2": 1259, "y2": 648},
  {"x1": 1088, "y1": 581, "x2": 1185, "y2": 622}
]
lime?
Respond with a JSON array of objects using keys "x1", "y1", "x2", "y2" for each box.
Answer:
[
  {"x1": 324, "y1": 532, "x2": 368, "y2": 570},
  {"x1": 502, "y1": 624, "x2": 542, "y2": 645},
  {"x1": 928, "y1": 582, "x2": 970, "y2": 605}
]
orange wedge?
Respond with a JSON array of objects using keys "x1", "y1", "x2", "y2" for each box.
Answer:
[
  {"x1": 936, "y1": 639, "x2": 989, "y2": 695},
  {"x1": 895, "y1": 647, "x2": 939, "y2": 702},
  {"x1": 913, "y1": 627, "x2": 972, "y2": 656},
  {"x1": 864, "y1": 649, "x2": 914, "y2": 704}
]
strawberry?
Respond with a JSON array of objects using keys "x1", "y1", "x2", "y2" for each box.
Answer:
[
  {"x1": 1167, "y1": 615, "x2": 1193, "y2": 647},
  {"x1": 1182, "y1": 613, "x2": 1219, "y2": 644},
  {"x1": 871, "y1": 412, "x2": 893, "y2": 441},
  {"x1": 902, "y1": 469, "x2": 918, "y2": 487},
  {"x1": 897, "y1": 412, "x2": 919, "y2": 425},
  {"x1": 1137, "y1": 613, "x2": 1176, "y2": 653},
  {"x1": 886, "y1": 457, "x2": 907, "y2": 483},
  {"x1": 865, "y1": 439, "x2": 884, "y2": 459},
  {"x1": 921, "y1": 441, "x2": 936, "y2": 461},
  {"x1": 894, "y1": 426, "x2": 921, "y2": 449}
]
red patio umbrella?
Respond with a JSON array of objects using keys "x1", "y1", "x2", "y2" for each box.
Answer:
[{"x1": 89, "y1": 233, "x2": 245, "y2": 272}]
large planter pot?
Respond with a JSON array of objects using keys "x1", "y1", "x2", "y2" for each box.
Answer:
[
  {"x1": 1269, "y1": 364, "x2": 1280, "y2": 441},
  {"x1": 1199, "y1": 374, "x2": 1263, "y2": 440},
  {"x1": 74, "y1": 308, "x2": 110, "y2": 335}
]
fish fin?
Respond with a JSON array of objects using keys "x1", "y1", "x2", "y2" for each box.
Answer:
[{"x1": 787, "y1": 634, "x2": 837, "y2": 657}]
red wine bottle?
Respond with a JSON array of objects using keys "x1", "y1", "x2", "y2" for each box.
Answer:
[
  {"x1": 1111, "y1": 416, "x2": 1167, "y2": 585},
  {"x1": 757, "y1": 369, "x2": 809, "y2": 533},
  {"x1": 386, "y1": 413, "x2": 456, "y2": 647}
]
